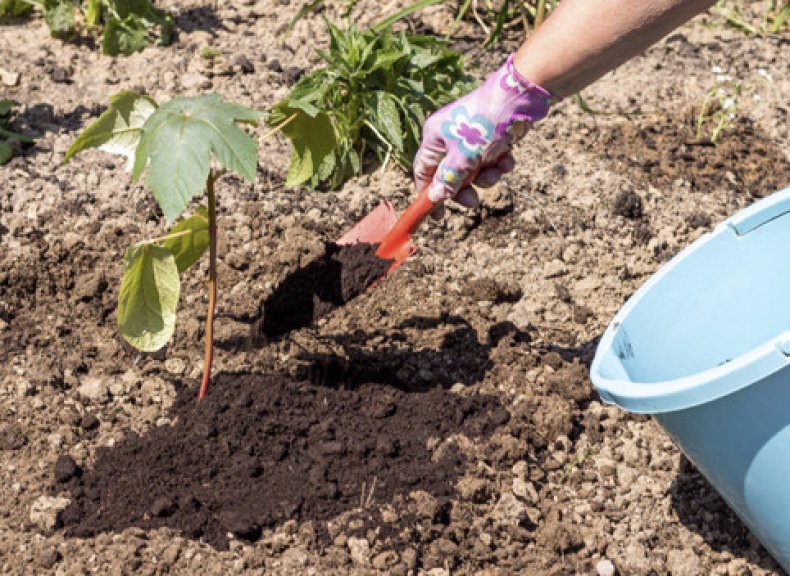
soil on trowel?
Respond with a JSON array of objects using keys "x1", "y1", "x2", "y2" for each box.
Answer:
[
  {"x1": 54, "y1": 371, "x2": 508, "y2": 550},
  {"x1": 253, "y1": 241, "x2": 394, "y2": 339}
]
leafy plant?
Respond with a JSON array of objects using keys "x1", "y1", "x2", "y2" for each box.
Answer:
[
  {"x1": 0, "y1": 99, "x2": 35, "y2": 165},
  {"x1": 2, "y1": 0, "x2": 173, "y2": 56},
  {"x1": 268, "y1": 20, "x2": 475, "y2": 189},
  {"x1": 0, "y1": 0, "x2": 31, "y2": 17},
  {"x1": 66, "y1": 90, "x2": 261, "y2": 399},
  {"x1": 695, "y1": 81, "x2": 749, "y2": 144},
  {"x1": 447, "y1": 0, "x2": 560, "y2": 47}
]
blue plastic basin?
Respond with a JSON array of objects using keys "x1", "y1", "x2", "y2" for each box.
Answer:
[{"x1": 591, "y1": 187, "x2": 790, "y2": 574}]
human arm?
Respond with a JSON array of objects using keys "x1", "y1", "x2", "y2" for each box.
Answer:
[
  {"x1": 514, "y1": 0, "x2": 717, "y2": 97},
  {"x1": 415, "y1": 0, "x2": 716, "y2": 209}
]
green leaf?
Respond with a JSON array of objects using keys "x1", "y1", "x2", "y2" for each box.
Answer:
[
  {"x1": 367, "y1": 50, "x2": 404, "y2": 73},
  {"x1": 272, "y1": 107, "x2": 337, "y2": 187},
  {"x1": 85, "y1": 0, "x2": 102, "y2": 26},
  {"x1": 117, "y1": 243, "x2": 180, "y2": 352},
  {"x1": 0, "y1": 142, "x2": 12, "y2": 165},
  {"x1": 43, "y1": 0, "x2": 76, "y2": 33},
  {"x1": 373, "y1": 92, "x2": 403, "y2": 152},
  {"x1": 102, "y1": 15, "x2": 149, "y2": 55},
  {"x1": 66, "y1": 90, "x2": 157, "y2": 168},
  {"x1": 132, "y1": 94, "x2": 261, "y2": 222},
  {"x1": 0, "y1": 99, "x2": 15, "y2": 116},
  {"x1": 111, "y1": 0, "x2": 154, "y2": 19},
  {"x1": 0, "y1": 0, "x2": 31, "y2": 18},
  {"x1": 163, "y1": 205, "x2": 210, "y2": 273}
]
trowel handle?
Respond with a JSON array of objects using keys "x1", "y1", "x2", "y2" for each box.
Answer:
[
  {"x1": 376, "y1": 163, "x2": 489, "y2": 260},
  {"x1": 375, "y1": 186, "x2": 435, "y2": 260}
]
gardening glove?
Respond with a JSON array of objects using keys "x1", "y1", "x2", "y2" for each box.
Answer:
[{"x1": 414, "y1": 54, "x2": 559, "y2": 211}]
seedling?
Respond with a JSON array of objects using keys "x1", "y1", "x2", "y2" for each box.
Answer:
[
  {"x1": 200, "y1": 46, "x2": 223, "y2": 60},
  {"x1": 0, "y1": 99, "x2": 35, "y2": 165},
  {"x1": 268, "y1": 19, "x2": 474, "y2": 189},
  {"x1": 66, "y1": 91, "x2": 261, "y2": 399},
  {"x1": 695, "y1": 79, "x2": 749, "y2": 144},
  {"x1": 2, "y1": 0, "x2": 173, "y2": 56}
]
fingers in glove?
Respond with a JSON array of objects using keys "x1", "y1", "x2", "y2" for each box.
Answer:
[
  {"x1": 473, "y1": 167, "x2": 502, "y2": 188},
  {"x1": 497, "y1": 152, "x2": 516, "y2": 173},
  {"x1": 413, "y1": 145, "x2": 443, "y2": 192},
  {"x1": 429, "y1": 203, "x2": 446, "y2": 220},
  {"x1": 455, "y1": 186, "x2": 480, "y2": 207},
  {"x1": 427, "y1": 148, "x2": 480, "y2": 203}
]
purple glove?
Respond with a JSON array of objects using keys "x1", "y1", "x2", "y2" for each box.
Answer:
[{"x1": 414, "y1": 54, "x2": 559, "y2": 207}]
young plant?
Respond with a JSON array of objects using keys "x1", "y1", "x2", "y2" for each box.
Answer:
[
  {"x1": 695, "y1": 80, "x2": 749, "y2": 144},
  {"x1": 66, "y1": 90, "x2": 261, "y2": 399},
  {"x1": 0, "y1": 99, "x2": 35, "y2": 165},
  {"x1": 268, "y1": 20, "x2": 475, "y2": 189},
  {"x1": 3, "y1": 0, "x2": 173, "y2": 56}
]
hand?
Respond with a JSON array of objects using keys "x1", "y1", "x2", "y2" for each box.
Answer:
[{"x1": 414, "y1": 55, "x2": 558, "y2": 215}]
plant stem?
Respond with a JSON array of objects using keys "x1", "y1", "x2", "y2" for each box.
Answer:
[{"x1": 198, "y1": 171, "x2": 219, "y2": 401}]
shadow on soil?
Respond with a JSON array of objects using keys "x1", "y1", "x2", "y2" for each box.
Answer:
[
  {"x1": 6, "y1": 103, "x2": 96, "y2": 163},
  {"x1": 175, "y1": 5, "x2": 227, "y2": 36},
  {"x1": 291, "y1": 315, "x2": 512, "y2": 392},
  {"x1": 670, "y1": 456, "x2": 781, "y2": 573}
]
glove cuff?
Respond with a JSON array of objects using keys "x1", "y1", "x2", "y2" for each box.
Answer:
[{"x1": 502, "y1": 54, "x2": 561, "y2": 121}]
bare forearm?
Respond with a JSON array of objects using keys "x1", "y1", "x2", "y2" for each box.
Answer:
[{"x1": 514, "y1": 0, "x2": 716, "y2": 97}]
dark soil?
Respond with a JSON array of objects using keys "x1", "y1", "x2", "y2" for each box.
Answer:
[
  {"x1": 252, "y1": 242, "x2": 394, "y2": 340},
  {"x1": 55, "y1": 371, "x2": 508, "y2": 550},
  {"x1": 587, "y1": 112, "x2": 789, "y2": 196}
]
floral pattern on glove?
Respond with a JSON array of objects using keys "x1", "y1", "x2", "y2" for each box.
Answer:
[
  {"x1": 415, "y1": 53, "x2": 559, "y2": 203},
  {"x1": 438, "y1": 165, "x2": 463, "y2": 187},
  {"x1": 441, "y1": 106, "x2": 494, "y2": 159}
]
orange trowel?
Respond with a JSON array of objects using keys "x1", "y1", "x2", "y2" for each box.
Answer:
[
  {"x1": 337, "y1": 160, "x2": 489, "y2": 278},
  {"x1": 336, "y1": 186, "x2": 435, "y2": 275}
]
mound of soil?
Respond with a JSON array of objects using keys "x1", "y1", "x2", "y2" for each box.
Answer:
[
  {"x1": 253, "y1": 241, "x2": 394, "y2": 339},
  {"x1": 55, "y1": 371, "x2": 508, "y2": 550}
]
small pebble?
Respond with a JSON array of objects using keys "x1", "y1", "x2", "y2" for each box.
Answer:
[{"x1": 596, "y1": 558, "x2": 616, "y2": 576}]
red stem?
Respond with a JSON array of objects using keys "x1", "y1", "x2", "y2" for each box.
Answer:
[{"x1": 198, "y1": 173, "x2": 218, "y2": 401}]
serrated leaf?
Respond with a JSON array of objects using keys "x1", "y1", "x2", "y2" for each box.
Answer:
[
  {"x1": 368, "y1": 50, "x2": 404, "y2": 73},
  {"x1": 117, "y1": 243, "x2": 180, "y2": 352},
  {"x1": 278, "y1": 107, "x2": 337, "y2": 187},
  {"x1": 66, "y1": 90, "x2": 157, "y2": 169},
  {"x1": 44, "y1": 0, "x2": 75, "y2": 33},
  {"x1": 373, "y1": 92, "x2": 403, "y2": 152},
  {"x1": 132, "y1": 94, "x2": 261, "y2": 222},
  {"x1": 163, "y1": 205, "x2": 210, "y2": 273},
  {"x1": 103, "y1": 15, "x2": 149, "y2": 55}
]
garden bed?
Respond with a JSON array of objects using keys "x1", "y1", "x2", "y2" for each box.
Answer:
[{"x1": 1, "y1": 1, "x2": 788, "y2": 574}]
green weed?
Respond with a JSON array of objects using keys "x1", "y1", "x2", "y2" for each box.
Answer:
[
  {"x1": 1, "y1": 0, "x2": 173, "y2": 56},
  {"x1": 0, "y1": 99, "x2": 35, "y2": 165},
  {"x1": 268, "y1": 19, "x2": 474, "y2": 189}
]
